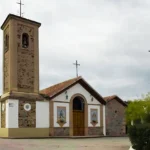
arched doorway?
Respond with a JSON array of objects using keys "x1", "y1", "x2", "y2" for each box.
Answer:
[{"x1": 73, "y1": 96, "x2": 85, "y2": 136}]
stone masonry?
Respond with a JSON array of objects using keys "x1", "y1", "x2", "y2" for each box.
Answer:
[
  {"x1": 19, "y1": 99, "x2": 36, "y2": 128},
  {"x1": 106, "y1": 99, "x2": 126, "y2": 136},
  {"x1": 88, "y1": 127, "x2": 103, "y2": 136},
  {"x1": 53, "y1": 128, "x2": 69, "y2": 136}
]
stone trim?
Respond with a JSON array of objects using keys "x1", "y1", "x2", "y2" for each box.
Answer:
[
  {"x1": 88, "y1": 104, "x2": 101, "y2": 105},
  {"x1": 0, "y1": 128, "x2": 49, "y2": 138},
  {"x1": 100, "y1": 105, "x2": 103, "y2": 127},
  {"x1": 49, "y1": 101, "x2": 54, "y2": 136},
  {"x1": 52, "y1": 101, "x2": 69, "y2": 103},
  {"x1": 0, "y1": 92, "x2": 46, "y2": 102}
]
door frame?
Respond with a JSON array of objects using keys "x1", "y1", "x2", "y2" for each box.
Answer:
[{"x1": 69, "y1": 93, "x2": 88, "y2": 136}]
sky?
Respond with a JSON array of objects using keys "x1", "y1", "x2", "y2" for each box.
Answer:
[{"x1": 0, "y1": 0, "x2": 150, "y2": 100}]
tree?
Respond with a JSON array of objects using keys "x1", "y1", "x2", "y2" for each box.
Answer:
[
  {"x1": 126, "y1": 93, "x2": 150, "y2": 125},
  {"x1": 126, "y1": 92, "x2": 150, "y2": 150}
]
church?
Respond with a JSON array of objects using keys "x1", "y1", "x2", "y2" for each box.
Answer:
[{"x1": 0, "y1": 14, "x2": 107, "y2": 138}]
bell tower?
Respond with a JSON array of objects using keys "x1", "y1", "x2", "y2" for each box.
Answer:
[
  {"x1": 0, "y1": 14, "x2": 48, "y2": 138},
  {"x1": 1, "y1": 14, "x2": 41, "y2": 94}
]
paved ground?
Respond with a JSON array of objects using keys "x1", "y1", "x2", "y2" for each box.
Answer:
[{"x1": 0, "y1": 137, "x2": 130, "y2": 150}]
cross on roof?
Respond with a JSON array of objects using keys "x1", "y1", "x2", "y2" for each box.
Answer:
[
  {"x1": 17, "y1": 0, "x2": 24, "y2": 17},
  {"x1": 73, "y1": 60, "x2": 80, "y2": 77}
]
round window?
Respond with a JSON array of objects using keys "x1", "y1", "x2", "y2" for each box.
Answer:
[
  {"x1": 24, "y1": 103, "x2": 31, "y2": 111},
  {"x1": 2, "y1": 103, "x2": 5, "y2": 111}
]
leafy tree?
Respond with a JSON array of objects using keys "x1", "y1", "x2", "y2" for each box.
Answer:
[
  {"x1": 126, "y1": 93, "x2": 150, "y2": 125},
  {"x1": 126, "y1": 92, "x2": 150, "y2": 150}
]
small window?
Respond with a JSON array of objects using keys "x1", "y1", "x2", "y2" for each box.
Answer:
[
  {"x1": 22, "y1": 33, "x2": 29, "y2": 48},
  {"x1": 5, "y1": 34, "x2": 9, "y2": 49}
]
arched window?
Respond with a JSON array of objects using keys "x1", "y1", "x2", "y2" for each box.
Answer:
[
  {"x1": 22, "y1": 33, "x2": 29, "y2": 48},
  {"x1": 5, "y1": 34, "x2": 9, "y2": 49}
]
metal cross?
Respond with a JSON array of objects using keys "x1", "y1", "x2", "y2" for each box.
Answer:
[
  {"x1": 17, "y1": 0, "x2": 24, "y2": 17},
  {"x1": 73, "y1": 60, "x2": 80, "y2": 77}
]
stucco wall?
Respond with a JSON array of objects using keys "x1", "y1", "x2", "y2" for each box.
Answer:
[
  {"x1": 6, "y1": 99, "x2": 18, "y2": 128},
  {"x1": 36, "y1": 101, "x2": 49, "y2": 128},
  {"x1": 106, "y1": 99, "x2": 126, "y2": 136},
  {"x1": 52, "y1": 83, "x2": 101, "y2": 105},
  {"x1": 52, "y1": 83, "x2": 105, "y2": 133}
]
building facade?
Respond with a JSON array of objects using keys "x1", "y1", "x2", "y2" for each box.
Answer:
[
  {"x1": 104, "y1": 95, "x2": 127, "y2": 136},
  {"x1": 0, "y1": 14, "x2": 106, "y2": 138}
]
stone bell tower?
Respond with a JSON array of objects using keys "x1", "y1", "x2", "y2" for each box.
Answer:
[
  {"x1": 0, "y1": 14, "x2": 48, "y2": 138},
  {"x1": 1, "y1": 14, "x2": 41, "y2": 94}
]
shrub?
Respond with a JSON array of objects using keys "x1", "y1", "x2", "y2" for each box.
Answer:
[
  {"x1": 126, "y1": 93, "x2": 150, "y2": 150},
  {"x1": 128, "y1": 124, "x2": 150, "y2": 150}
]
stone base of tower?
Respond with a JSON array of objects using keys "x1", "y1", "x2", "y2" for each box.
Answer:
[
  {"x1": 0, "y1": 92, "x2": 50, "y2": 138},
  {"x1": 0, "y1": 128, "x2": 49, "y2": 138}
]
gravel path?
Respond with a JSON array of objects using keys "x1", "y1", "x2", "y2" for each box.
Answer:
[{"x1": 0, "y1": 137, "x2": 130, "y2": 150}]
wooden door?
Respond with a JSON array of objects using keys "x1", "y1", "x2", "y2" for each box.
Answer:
[{"x1": 73, "y1": 110, "x2": 84, "y2": 136}]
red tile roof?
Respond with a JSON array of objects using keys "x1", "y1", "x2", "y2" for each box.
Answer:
[
  {"x1": 104, "y1": 95, "x2": 127, "y2": 107},
  {"x1": 40, "y1": 76, "x2": 106, "y2": 104},
  {"x1": 40, "y1": 76, "x2": 81, "y2": 98}
]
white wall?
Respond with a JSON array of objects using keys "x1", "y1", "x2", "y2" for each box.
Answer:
[
  {"x1": 6, "y1": 99, "x2": 18, "y2": 128},
  {"x1": 36, "y1": 101, "x2": 49, "y2": 128},
  {"x1": 88, "y1": 105, "x2": 100, "y2": 127},
  {"x1": 53, "y1": 102, "x2": 69, "y2": 127},
  {"x1": 0, "y1": 102, "x2": 2, "y2": 128},
  {"x1": 52, "y1": 83, "x2": 101, "y2": 105},
  {"x1": 103, "y1": 105, "x2": 106, "y2": 136}
]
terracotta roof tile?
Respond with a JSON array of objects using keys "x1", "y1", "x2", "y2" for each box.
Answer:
[
  {"x1": 40, "y1": 76, "x2": 106, "y2": 104},
  {"x1": 104, "y1": 95, "x2": 127, "y2": 107},
  {"x1": 104, "y1": 95, "x2": 117, "y2": 101},
  {"x1": 40, "y1": 76, "x2": 82, "y2": 97}
]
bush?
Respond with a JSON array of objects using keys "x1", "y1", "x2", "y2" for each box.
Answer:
[
  {"x1": 126, "y1": 93, "x2": 150, "y2": 150},
  {"x1": 128, "y1": 124, "x2": 150, "y2": 150}
]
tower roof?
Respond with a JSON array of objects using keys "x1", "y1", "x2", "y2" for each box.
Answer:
[{"x1": 1, "y1": 14, "x2": 41, "y2": 29}]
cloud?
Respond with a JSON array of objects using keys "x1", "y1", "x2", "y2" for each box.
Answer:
[{"x1": 0, "y1": 0, "x2": 150, "y2": 100}]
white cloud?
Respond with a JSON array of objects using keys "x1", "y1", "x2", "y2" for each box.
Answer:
[{"x1": 0, "y1": 0, "x2": 150, "y2": 100}]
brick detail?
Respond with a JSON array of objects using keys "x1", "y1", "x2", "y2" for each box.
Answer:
[
  {"x1": 106, "y1": 99, "x2": 126, "y2": 136},
  {"x1": 88, "y1": 127, "x2": 103, "y2": 135},
  {"x1": 19, "y1": 99, "x2": 36, "y2": 128},
  {"x1": 53, "y1": 128, "x2": 69, "y2": 136}
]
